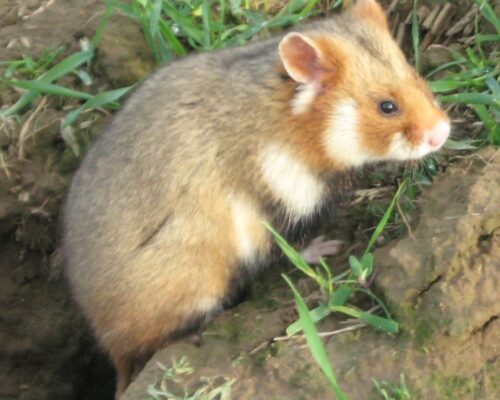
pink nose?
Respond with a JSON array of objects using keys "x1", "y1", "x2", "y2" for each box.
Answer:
[{"x1": 426, "y1": 120, "x2": 450, "y2": 149}]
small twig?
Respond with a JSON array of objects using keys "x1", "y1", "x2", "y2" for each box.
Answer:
[
  {"x1": 443, "y1": 213, "x2": 482, "y2": 220},
  {"x1": 274, "y1": 322, "x2": 367, "y2": 342},
  {"x1": 23, "y1": 0, "x2": 56, "y2": 20},
  {"x1": 387, "y1": 0, "x2": 400, "y2": 15},
  {"x1": 248, "y1": 340, "x2": 271, "y2": 356},
  {"x1": 396, "y1": 193, "x2": 415, "y2": 241},
  {"x1": 0, "y1": 150, "x2": 12, "y2": 179},
  {"x1": 18, "y1": 96, "x2": 48, "y2": 159}
]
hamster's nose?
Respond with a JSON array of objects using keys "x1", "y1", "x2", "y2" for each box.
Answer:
[{"x1": 426, "y1": 120, "x2": 450, "y2": 149}]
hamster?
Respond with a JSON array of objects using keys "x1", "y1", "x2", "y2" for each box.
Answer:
[{"x1": 62, "y1": 0, "x2": 450, "y2": 397}]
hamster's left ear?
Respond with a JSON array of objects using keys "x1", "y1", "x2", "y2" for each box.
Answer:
[
  {"x1": 351, "y1": 0, "x2": 389, "y2": 31},
  {"x1": 279, "y1": 33, "x2": 324, "y2": 86}
]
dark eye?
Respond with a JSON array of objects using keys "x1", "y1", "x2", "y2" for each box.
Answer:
[{"x1": 379, "y1": 100, "x2": 399, "y2": 116}]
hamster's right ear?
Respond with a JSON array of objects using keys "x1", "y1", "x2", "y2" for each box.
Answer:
[
  {"x1": 279, "y1": 33, "x2": 325, "y2": 90},
  {"x1": 351, "y1": 0, "x2": 389, "y2": 31}
]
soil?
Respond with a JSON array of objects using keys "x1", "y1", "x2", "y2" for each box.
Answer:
[{"x1": 0, "y1": 1, "x2": 498, "y2": 400}]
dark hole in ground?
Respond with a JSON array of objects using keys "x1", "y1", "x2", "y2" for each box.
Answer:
[{"x1": 0, "y1": 233, "x2": 115, "y2": 400}]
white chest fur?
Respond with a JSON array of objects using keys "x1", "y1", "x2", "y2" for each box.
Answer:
[
  {"x1": 259, "y1": 143, "x2": 326, "y2": 221},
  {"x1": 228, "y1": 194, "x2": 269, "y2": 265}
]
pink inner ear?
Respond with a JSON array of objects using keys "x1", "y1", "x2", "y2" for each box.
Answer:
[{"x1": 280, "y1": 34, "x2": 321, "y2": 85}]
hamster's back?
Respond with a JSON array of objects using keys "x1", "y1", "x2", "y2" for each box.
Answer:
[{"x1": 62, "y1": 38, "x2": 287, "y2": 368}]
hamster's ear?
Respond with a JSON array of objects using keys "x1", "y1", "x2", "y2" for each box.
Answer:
[
  {"x1": 279, "y1": 33, "x2": 324, "y2": 86},
  {"x1": 351, "y1": 0, "x2": 389, "y2": 31}
]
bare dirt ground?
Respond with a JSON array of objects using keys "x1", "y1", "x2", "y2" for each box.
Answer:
[{"x1": 0, "y1": 1, "x2": 498, "y2": 400}]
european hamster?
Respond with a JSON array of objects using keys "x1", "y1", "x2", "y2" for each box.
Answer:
[{"x1": 62, "y1": 0, "x2": 450, "y2": 397}]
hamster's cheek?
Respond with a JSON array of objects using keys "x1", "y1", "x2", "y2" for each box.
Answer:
[
  {"x1": 323, "y1": 98, "x2": 378, "y2": 168},
  {"x1": 387, "y1": 132, "x2": 426, "y2": 160}
]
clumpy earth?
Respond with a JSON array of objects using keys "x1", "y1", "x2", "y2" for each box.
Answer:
[{"x1": 0, "y1": 1, "x2": 498, "y2": 400}]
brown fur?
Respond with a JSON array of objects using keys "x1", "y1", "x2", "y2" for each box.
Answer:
[{"x1": 62, "y1": 1, "x2": 447, "y2": 398}]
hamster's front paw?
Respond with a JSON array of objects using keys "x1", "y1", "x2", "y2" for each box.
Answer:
[{"x1": 300, "y1": 236, "x2": 344, "y2": 264}]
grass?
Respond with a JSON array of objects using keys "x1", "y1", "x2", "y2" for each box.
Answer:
[
  {"x1": 147, "y1": 357, "x2": 234, "y2": 400},
  {"x1": 267, "y1": 179, "x2": 405, "y2": 337},
  {"x1": 0, "y1": 36, "x2": 133, "y2": 155},
  {"x1": 107, "y1": 0, "x2": 343, "y2": 62},
  {"x1": 267, "y1": 180, "x2": 407, "y2": 399},
  {"x1": 425, "y1": 0, "x2": 500, "y2": 146},
  {"x1": 373, "y1": 374, "x2": 412, "y2": 400}
]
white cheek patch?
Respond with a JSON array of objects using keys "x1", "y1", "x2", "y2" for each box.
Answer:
[
  {"x1": 291, "y1": 84, "x2": 317, "y2": 115},
  {"x1": 388, "y1": 128, "x2": 450, "y2": 161},
  {"x1": 324, "y1": 99, "x2": 377, "y2": 167},
  {"x1": 260, "y1": 144, "x2": 325, "y2": 221},
  {"x1": 388, "y1": 132, "x2": 427, "y2": 160},
  {"x1": 228, "y1": 195, "x2": 267, "y2": 263}
]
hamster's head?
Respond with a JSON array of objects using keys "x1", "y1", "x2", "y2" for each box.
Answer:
[{"x1": 278, "y1": 0, "x2": 450, "y2": 169}]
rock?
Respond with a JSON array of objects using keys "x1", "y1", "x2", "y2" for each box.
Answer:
[
  {"x1": 375, "y1": 147, "x2": 500, "y2": 341},
  {"x1": 421, "y1": 44, "x2": 454, "y2": 70},
  {"x1": 96, "y1": 15, "x2": 155, "y2": 86}
]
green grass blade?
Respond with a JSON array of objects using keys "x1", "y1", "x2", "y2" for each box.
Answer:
[
  {"x1": 202, "y1": 0, "x2": 213, "y2": 49},
  {"x1": 38, "y1": 50, "x2": 93, "y2": 82},
  {"x1": 475, "y1": 34, "x2": 500, "y2": 43},
  {"x1": 444, "y1": 139, "x2": 479, "y2": 150},
  {"x1": 106, "y1": 0, "x2": 137, "y2": 20},
  {"x1": 474, "y1": 0, "x2": 500, "y2": 34},
  {"x1": 348, "y1": 255, "x2": 363, "y2": 278},
  {"x1": 329, "y1": 285, "x2": 352, "y2": 307},
  {"x1": 92, "y1": 3, "x2": 114, "y2": 48},
  {"x1": 286, "y1": 304, "x2": 330, "y2": 336},
  {"x1": 330, "y1": 305, "x2": 399, "y2": 333},
  {"x1": 363, "y1": 180, "x2": 407, "y2": 257},
  {"x1": 5, "y1": 80, "x2": 93, "y2": 100},
  {"x1": 264, "y1": 222, "x2": 326, "y2": 286},
  {"x1": 283, "y1": 275, "x2": 348, "y2": 400},
  {"x1": 0, "y1": 91, "x2": 40, "y2": 117},
  {"x1": 0, "y1": 50, "x2": 94, "y2": 116},
  {"x1": 472, "y1": 104, "x2": 496, "y2": 134},
  {"x1": 62, "y1": 86, "x2": 133, "y2": 128},
  {"x1": 412, "y1": 0, "x2": 420, "y2": 73},
  {"x1": 440, "y1": 92, "x2": 498, "y2": 106},
  {"x1": 162, "y1": 1, "x2": 204, "y2": 44},
  {"x1": 429, "y1": 80, "x2": 474, "y2": 93},
  {"x1": 299, "y1": 0, "x2": 320, "y2": 16},
  {"x1": 150, "y1": 0, "x2": 163, "y2": 37},
  {"x1": 158, "y1": 19, "x2": 187, "y2": 56},
  {"x1": 353, "y1": 288, "x2": 393, "y2": 320},
  {"x1": 486, "y1": 76, "x2": 500, "y2": 98}
]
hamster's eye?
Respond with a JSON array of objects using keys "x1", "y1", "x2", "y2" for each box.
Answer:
[{"x1": 379, "y1": 100, "x2": 399, "y2": 116}]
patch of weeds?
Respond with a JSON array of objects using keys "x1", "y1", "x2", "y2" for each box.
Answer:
[
  {"x1": 422, "y1": 0, "x2": 500, "y2": 146},
  {"x1": 373, "y1": 374, "x2": 412, "y2": 400},
  {"x1": 147, "y1": 356, "x2": 234, "y2": 400},
  {"x1": 107, "y1": 0, "x2": 344, "y2": 63},
  {"x1": 0, "y1": 46, "x2": 65, "y2": 80},
  {"x1": 0, "y1": 36, "x2": 132, "y2": 155},
  {"x1": 432, "y1": 374, "x2": 478, "y2": 399},
  {"x1": 253, "y1": 342, "x2": 279, "y2": 366},
  {"x1": 265, "y1": 181, "x2": 411, "y2": 398},
  {"x1": 270, "y1": 181, "x2": 407, "y2": 337}
]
